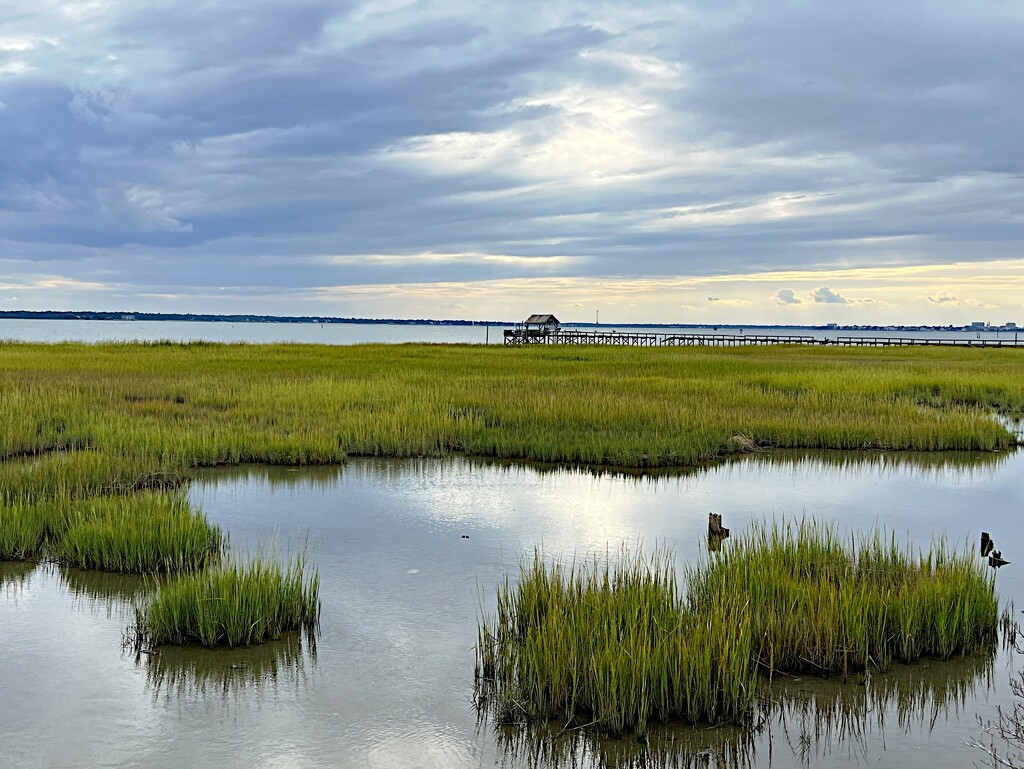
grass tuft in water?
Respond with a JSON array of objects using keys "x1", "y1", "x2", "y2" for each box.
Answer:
[
  {"x1": 688, "y1": 521, "x2": 999, "y2": 676},
  {"x1": 52, "y1": 492, "x2": 223, "y2": 574},
  {"x1": 477, "y1": 525, "x2": 998, "y2": 737},
  {"x1": 130, "y1": 551, "x2": 320, "y2": 649},
  {"x1": 476, "y1": 547, "x2": 756, "y2": 736}
]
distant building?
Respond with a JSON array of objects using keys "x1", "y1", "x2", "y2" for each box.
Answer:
[{"x1": 967, "y1": 321, "x2": 989, "y2": 331}]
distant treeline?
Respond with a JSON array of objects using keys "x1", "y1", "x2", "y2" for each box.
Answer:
[
  {"x1": 0, "y1": 310, "x2": 510, "y2": 326},
  {"x1": 0, "y1": 310, "x2": 989, "y2": 332}
]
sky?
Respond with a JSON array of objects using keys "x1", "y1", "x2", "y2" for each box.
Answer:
[{"x1": 1, "y1": 1, "x2": 1022, "y2": 325}]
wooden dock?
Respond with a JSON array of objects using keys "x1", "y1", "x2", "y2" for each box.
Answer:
[{"x1": 503, "y1": 328, "x2": 1024, "y2": 348}]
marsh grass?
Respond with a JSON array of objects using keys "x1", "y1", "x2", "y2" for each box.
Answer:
[
  {"x1": 53, "y1": 492, "x2": 223, "y2": 573},
  {"x1": 0, "y1": 450, "x2": 184, "y2": 506},
  {"x1": 477, "y1": 526, "x2": 998, "y2": 737},
  {"x1": 0, "y1": 343, "x2": 1021, "y2": 478},
  {"x1": 130, "y1": 551, "x2": 320, "y2": 649},
  {"x1": 476, "y1": 548, "x2": 757, "y2": 735},
  {"x1": 0, "y1": 501, "x2": 50, "y2": 560},
  {"x1": 2, "y1": 343, "x2": 1018, "y2": 653},
  {"x1": 689, "y1": 522, "x2": 999, "y2": 676},
  {"x1": 0, "y1": 488, "x2": 221, "y2": 575}
]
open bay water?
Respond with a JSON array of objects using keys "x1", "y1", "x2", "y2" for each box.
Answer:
[
  {"x1": 1, "y1": 317, "x2": 1020, "y2": 345},
  {"x1": 3, "y1": 450, "x2": 1023, "y2": 768}
]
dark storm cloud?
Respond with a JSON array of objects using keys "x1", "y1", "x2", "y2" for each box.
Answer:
[
  {"x1": 0, "y1": 0, "x2": 1022, "y2": 314},
  {"x1": 677, "y1": 3, "x2": 1024, "y2": 173},
  {"x1": 113, "y1": 0, "x2": 348, "y2": 71}
]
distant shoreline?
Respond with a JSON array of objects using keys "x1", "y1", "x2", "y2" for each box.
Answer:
[
  {"x1": 0, "y1": 310, "x2": 510, "y2": 327},
  {"x1": 1, "y1": 310, "x2": 1016, "y2": 333}
]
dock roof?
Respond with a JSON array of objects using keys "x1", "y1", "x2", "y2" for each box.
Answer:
[{"x1": 525, "y1": 313, "x2": 560, "y2": 325}]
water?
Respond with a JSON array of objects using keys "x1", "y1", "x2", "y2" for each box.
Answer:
[
  {"x1": 3, "y1": 450, "x2": 1023, "y2": 768},
  {"x1": 2, "y1": 318, "x2": 1019, "y2": 345},
  {"x1": 0, "y1": 318, "x2": 502, "y2": 345}
]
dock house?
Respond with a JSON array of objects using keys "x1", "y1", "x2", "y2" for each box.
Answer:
[
  {"x1": 504, "y1": 313, "x2": 562, "y2": 344},
  {"x1": 523, "y1": 314, "x2": 561, "y2": 335}
]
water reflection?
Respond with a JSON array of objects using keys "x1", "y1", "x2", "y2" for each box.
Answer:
[
  {"x1": 490, "y1": 726, "x2": 705, "y2": 769},
  {"x1": 997, "y1": 415, "x2": 1024, "y2": 441},
  {"x1": 190, "y1": 448, "x2": 1014, "y2": 492},
  {"x1": 4, "y1": 450, "x2": 1021, "y2": 769},
  {"x1": 492, "y1": 722, "x2": 754, "y2": 769},
  {"x1": 485, "y1": 656, "x2": 995, "y2": 769},
  {"x1": 57, "y1": 565, "x2": 148, "y2": 618},
  {"x1": 765, "y1": 655, "x2": 993, "y2": 765},
  {"x1": 0, "y1": 559, "x2": 34, "y2": 593},
  {"x1": 738, "y1": 449, "x2": 1012, "y2": 478},
  {"x1": 192, "y1": 463, "x2": 348, "y2": 492},
  {"x1": 542, "y1": 449, "x2": 1013, "y2": 483},
  {"x1": 141, "y1": 633, "x2": 314, "y2": 700}
]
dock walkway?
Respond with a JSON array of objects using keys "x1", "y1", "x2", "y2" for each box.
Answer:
[{"x1": 503, "y1": 329, "x2": 1024, "y2": 348}]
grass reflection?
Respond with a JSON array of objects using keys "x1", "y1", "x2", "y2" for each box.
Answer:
[
  {"x1": 0, "y1": 559, "x2": 35, "y2": 594},
  {"x1": 57, "y1": 564, "x2": 147, "y2": 618},
  {"x1": 738, "y1": 448, "x2": 1011, "y2": 479},
  {"x1": 188, "y1": 448, "x2": 1014, "y2": 497},
  {"x1": 765, "y1": 654, "x2": 993, "y2": 764},
  {"x1": 487, "y1": 655, "x2": 994, "y2": 769},
  {"x1": 140, "y1": 632, "x2": 313, "y2": 700},
  {"x1": 190, "y1": 463, "x2": 346, "y2": 493},
  {"x1": 492, "y1": 721, "x2": 755, "y2": 769}
]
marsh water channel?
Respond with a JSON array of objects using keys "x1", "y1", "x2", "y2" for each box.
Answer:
[{"x1": 3, "y1": 449, "x2": 1024, "y2": 769}]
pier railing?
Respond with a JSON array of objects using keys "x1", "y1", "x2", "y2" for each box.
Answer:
[
  {"x1": 503, "y1": 329, "x2": 1024, "y2": 349},
  {"x1": 833, "y1": 335, "x2": 1023, "y2": 348}
]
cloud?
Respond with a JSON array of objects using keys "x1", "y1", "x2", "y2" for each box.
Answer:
[
  {"x1": 810, "y1": 286, "x2": 849, "y2": 304},
  {"x1": 0, "y1": 2, "x2": 1023, "y2": 320},
  {"x1": 706, "y1": 297, "x2": 752, "y2": 307},
  {"x1": 808, "y1": 285, "x2": 887, "y2": 307},
  {"x1": 0, "y1": 61, "x2": 36, "y2": 76},
  {"x1": 772, "y1": 288, "x2": 803, "y2": 305},
  {"x1": 927, "y1": 290, "x2": 997, "y2": 308},
  {"x1": 319, "y1": 252, "x2": 575, "y2": 269},
  {"x1": 0, "y1": 37, "x2": 42, "y2": 53}
]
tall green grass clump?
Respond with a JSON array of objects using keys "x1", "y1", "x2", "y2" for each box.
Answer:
[
  {"x1": 0, "y1": 450, "x2": 183, "y2": 506},
  {"x1": 0, "y1": 501, "x2": 51, "y2": 560},
  {"x1": 130, "y1": 552, "x2": 320, "y2": 649},
  {"x1": 53, "y1": 492, "x2": 223, "y2": 573},
  {"x1": 476, "y1": 548, "x2": 757, "y2": 736},
  {"x1": 478, "y1": 527, "x2": 999, "y2": 737},
  {"x1": 688, "y1": 522, "x2": 998, "y2": 676}
]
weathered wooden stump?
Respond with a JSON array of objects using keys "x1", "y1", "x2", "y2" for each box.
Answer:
[
  {"x1": 708, "y1": 513, "x2": 730, "y2": 552},
  {"x1": 981, "y1": 532, "x2": 994, "y2": 557},
  {"x1": 709, "y1": 513, "x2": 730, "y2": 538}
]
